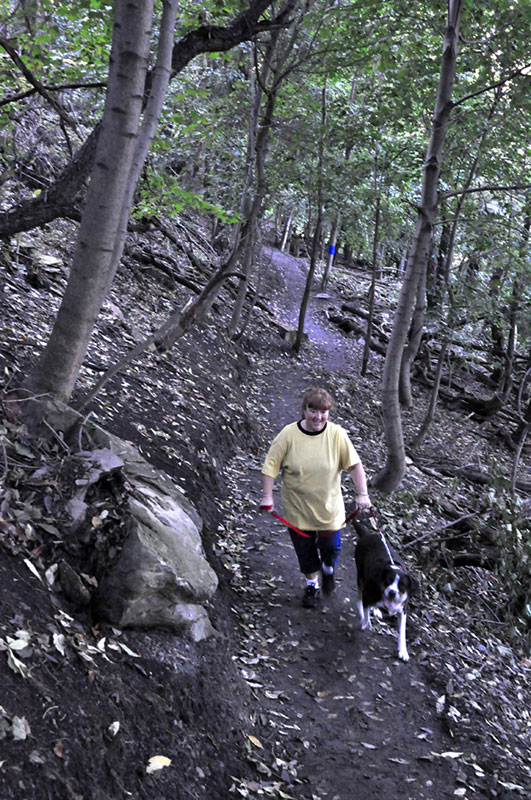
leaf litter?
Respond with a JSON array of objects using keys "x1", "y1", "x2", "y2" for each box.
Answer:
[{"x1": 0, "y1": 228, "x2": 529, "y2": 798}]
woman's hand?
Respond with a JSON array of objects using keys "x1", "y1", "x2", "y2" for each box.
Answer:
[
  {"x1": 259, "y1": 495, "x2": 274, "y2": 512},
  {"x1": 355, "y1": 493, "x2": 371, "y2": 509},
  {"x1": 261, "y1": 476, "x2": 275, "y2": 512}
]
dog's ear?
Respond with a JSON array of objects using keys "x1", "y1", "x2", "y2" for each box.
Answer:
[
  {"x1": 406, "y1": 574, "x2": 420, "y2": 595},
  {"x1": 352, "y1": 518, "x2": 371, "y2": 538},
  {"x1": 352, "y1": 514, "x2": 374, "y2": 539}
]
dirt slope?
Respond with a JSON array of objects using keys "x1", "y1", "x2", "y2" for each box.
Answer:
[{"x1": 0, "y1": 240, "x2": 528, "y2": 799}]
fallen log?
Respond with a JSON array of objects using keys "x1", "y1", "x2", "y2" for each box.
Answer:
[{"x1": 327, "y1": 313, "x2": 386, "y2": 355}]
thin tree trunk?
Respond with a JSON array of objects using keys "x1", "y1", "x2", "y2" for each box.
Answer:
[
  {"x1": 399, "y1": 262, "x2": 427, "y2": 406},
  {"x1": 280, "y1": 212, "x2": 293, "y2": 251},
  {"x1": 320, "y1": 213, "x2": 340, "y2": 290},
  {"x1": 498, "y1": 194, "x2": 529, "y2": 400},
  {"x1": 228, "y1": 34, "x2": 281, "y2": 338},
  {"x1": 411, "y1": 338, "x2": 449, "y2": 449},
  {"x1": 374, "y1": 0, "x2": 464, "y2": 493},
  {"x1": 361, "y1": 161, "x2": 382, "y2": 376},
  {"x1": 294, "y1": 81, "x2": 326, "y2": 353},
  {"x1": 401, "y1": 60, "x2": 500, "y2": 413},
  {"x1": 106, "y1": 0, "x2": 179, "y2": 293},
  {"x1": 294, "y1": 210, "x2": 322, "y2": 353},
  {"x1": 227, "y1": 43, "x2": 262, "y2": 338}
]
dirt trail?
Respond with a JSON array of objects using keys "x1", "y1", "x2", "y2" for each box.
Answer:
[{"x1": 226, "y1": 249, "x2": 478, "y2": 800}]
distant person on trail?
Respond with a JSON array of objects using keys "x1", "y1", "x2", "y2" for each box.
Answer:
[{"x1": 259, "y1": 387, "x2": 371, "y2": 608}]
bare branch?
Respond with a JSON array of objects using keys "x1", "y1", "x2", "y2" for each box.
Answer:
[
  {"x1": 0, "y1": 36, "x2": 78, "y2": 134},
  {"x1": 0, "y1": 81, "x2": 105, "y2": 109},
  {"x1": 452, "y1": 63, "x2": 531, "y2": 108},
  {"x1": 441, "y1": 184, "x2": 531, "y2": 200}
]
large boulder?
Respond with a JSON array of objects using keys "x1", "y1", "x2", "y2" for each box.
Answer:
[
  {"x1": 95, "y1": 484, "x2": 218, "y2": 641},
  {"x1": 38, "y1": 399, "x2": 218, "y2": 642}
]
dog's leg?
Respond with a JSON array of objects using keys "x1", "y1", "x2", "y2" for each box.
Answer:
[
  {"x1": 397, "y1": 611, "x2": 409, "y2": 662},
  {"x1": 357, "y1": 599, "x2": 372, "y2": 630}
]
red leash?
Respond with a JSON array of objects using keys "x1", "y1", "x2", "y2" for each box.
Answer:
[
  {"x1": 345, "y1": 507, "x2": 362, "y2": 525},
  {"x1": 262, "y1": 507, "x2": 312, "y2": 538},
  {"x1": 263, "y1": 505, "x2": 368, "y2": 538}
]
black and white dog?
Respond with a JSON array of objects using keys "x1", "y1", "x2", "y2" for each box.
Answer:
[{"x1": 353, "y1": 517, "x2": 418, "y2": 662}]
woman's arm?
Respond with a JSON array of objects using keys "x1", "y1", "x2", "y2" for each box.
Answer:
[
  {"x1": 348, "y1": 462, "x2": 371, "y2": 508},
  {"x1": 260, "y1": 474, "x2": 275, "y2": 510}
]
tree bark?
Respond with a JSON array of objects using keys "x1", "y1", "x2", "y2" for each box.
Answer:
[
  {"x1": 361, "y1": 169, "x2": 381, "y2": 377},
  {"x1": 374, "y1": 0, "x2": 464, "y2": 493},
  {"x1": 280, "y1": 212, "x2": 293, "y2": 251},
  {"x1": 320, "y1": 213, "x2": 340, "y2": 291},
  {"x1": 228, "y1": 35, "x2": 280, "y2": 338},
  {"x1": 293, "y1": 81, "x2": 326, "y2": 353},
  {"x1": 399, "y1": 264, "x2": 427, "y2": 406}
]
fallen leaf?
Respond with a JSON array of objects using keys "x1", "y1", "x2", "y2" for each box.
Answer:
[
  {"x1": 23, "y1": 558, "x2": 43, "y2": 583},
  {"x1": 146, "y1": 755, "x2": 172, "y2": 773},
  {"x1": 117, "y1": 642, "x2": 141, "y2": 658},
  {"x1": 12, "y1": 716, "x2": 31, "y2": 740},
  {"x1": 247, "y1": 735, "x2": 263, "y2": 749}
]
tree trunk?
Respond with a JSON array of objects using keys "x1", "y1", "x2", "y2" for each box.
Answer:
[
  {"x1": 294, "y1": 210, "x2": 322, "y2": 353},
  {"x1": 106, "y1": 0, "x2": 179, "y2": 293},
  {"x1": 407, "y1": 91, "x2": 500, "y2": 409},
  {"x1": 411, "y1": 338, "x2": 449, "y2": 449},
  {"x1": 374, "y1": 0, "x2": 464, "y2": 493},
  {"x1": 294, "y1": 81, "x2": 326, "y2": 353},
  {"x1": 320, "y1": 213, "x2": 340, "y2": 290},
  {"x1": 228, "y1": 34, "x2": 281, "y2": 338},
  {"x1": 26, "y1": 0, "x2": 155, "y2": 402},
  {"x1": 227, "y1": 44, "x2": 262, "y2": 338},
  {"x1": 280, "y1": 212, "x2": 293, "y2": 251},
  {"x1": 361, "y1": 170, "x2": 382, "y2": 376},
  {"x1": 399, "y1": 263, "x2": 427, "y2": 407},
  {"x1": 428, "y1": 211, "x2": 449, "y2": 310},
  {"x1": 0, "y1": 126, "x2": 99, "y2": 236}
]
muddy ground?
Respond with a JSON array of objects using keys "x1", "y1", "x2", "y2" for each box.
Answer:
[{"x1": 0, "y1": 236, "x2": 529, "y2": 800}]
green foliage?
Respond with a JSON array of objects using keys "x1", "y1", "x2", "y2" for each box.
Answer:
[
  {"x1": 490, "y1": 497, "x2": 531, "y2": 652},
  {"x1": 1, "y1": 0, "x2": 529, "y2": 358},
  {"x1": 135, "y1": 168, "x2": 241, "y2": 224}
]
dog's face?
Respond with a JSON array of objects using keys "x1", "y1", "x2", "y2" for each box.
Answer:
[{"x1": 378, "y1": 567, "x2": 413, "y2": 616}]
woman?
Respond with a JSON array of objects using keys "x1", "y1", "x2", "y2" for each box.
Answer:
[{"x1": 259, "y1": 387, "x2": 371, "y2": 608}]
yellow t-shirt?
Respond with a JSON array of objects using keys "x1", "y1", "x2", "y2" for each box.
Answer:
[{"x1": 262, "y1": 421, "x2": 360, "y2": 530}]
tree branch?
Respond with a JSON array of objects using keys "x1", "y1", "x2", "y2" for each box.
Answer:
[
  {"x1": 441, "y1": 183, "x2": 531, "y2": 200},
  {"x1": 0, "y1": 36, "x2": 78, "y2": 133},
  {"x1": 171, "y1": 0, "x2": 298, "y2": 74},
  {"x1": 452, "y1": 63, "x2": 531, "y2": 108},
  {"x1": 0, "y1": 81, "x2": 106, "y2": 109}
]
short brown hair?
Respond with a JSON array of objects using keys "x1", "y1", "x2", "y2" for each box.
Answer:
[{"x1": 301, "y1": 387, "x2": 334, "y2": 417}]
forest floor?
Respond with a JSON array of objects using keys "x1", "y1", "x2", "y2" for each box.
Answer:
[{"x1": 0, "y1": 231, "x2": 529, "y2": 800}]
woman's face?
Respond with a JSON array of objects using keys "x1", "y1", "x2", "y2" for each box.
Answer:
[{"x1": 302, "y1": 405, "x2": 329, "y2": 432}]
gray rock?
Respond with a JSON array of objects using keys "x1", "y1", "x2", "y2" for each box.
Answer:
[{"x1": 33, "y1": 398, "x2": 218, "y2": 641}]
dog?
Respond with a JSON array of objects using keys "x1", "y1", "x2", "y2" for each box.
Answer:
[{"x1": 353, "y1": 517, "x2": 418, "y2": 661}]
